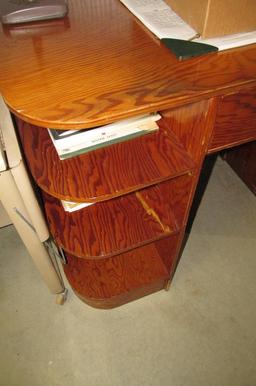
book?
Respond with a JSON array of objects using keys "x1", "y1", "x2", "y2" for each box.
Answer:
[{"x1": 48, "y1": 113, "x2": 160, "y2": 160}]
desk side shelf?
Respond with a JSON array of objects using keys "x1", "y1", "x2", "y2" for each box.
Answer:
[
  {"x1": 14, "y1": 100, "x2": 212, "y2": 308},
  {"x1": 63, "y1": 236, "x2": 181, "y2": 309},
  {"x1": 1, "y1": 0, "x2": 256, "y2": 309},
  {"x1": 16, "y1": 117, "x2": 195, "y2": 203},
  {"x1": 42, "y1": 174, "x2": 193, "y2": 259}
]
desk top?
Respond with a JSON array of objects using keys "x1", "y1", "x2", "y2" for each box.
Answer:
[{"x1": 0, "y1": 0, "x2": 256, "y2": 129}]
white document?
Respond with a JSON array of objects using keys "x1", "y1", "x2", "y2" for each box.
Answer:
[
  {"x1": 195, "y1": 31, "x2": 256, "y2": 51},
  {"x1": 120, "y1": 0, "x2": 197, "y2": 40},
  {"x1": 120, "y1": 0, "x2": 256, "y2": 51}
]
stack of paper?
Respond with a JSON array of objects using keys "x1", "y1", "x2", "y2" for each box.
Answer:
[
  {"x1": 48, "y1": 113, "x2": 160, "y2": 160},
  {"x1": 120, "y1": 0, "x2": 197, "y2": 40},
  {"x1": 120, "y1": 0, "x2": 256, "y2": 51},
  {"x1": 195, "y1": 31, "x2": 256, "y2": 51}
]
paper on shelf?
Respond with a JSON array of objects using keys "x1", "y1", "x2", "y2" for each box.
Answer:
[
  {"x1": 49, "y1": 113, "x2": 160, "y2": 148},
  {"x1": 120, "y1": 0, "x2": 197, "y2": 40},
  {"x1": 61, "y1": 200, "x2": 93, "y2": 212},
  {"x1": 48, "y1": 113, "x2": 161, "y2": 160}
]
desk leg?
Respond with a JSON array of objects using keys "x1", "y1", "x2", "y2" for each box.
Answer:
[
  {"x1": 223, "y1": 141, "x2": 256, "y2": 195},
  {"x1": 0, "y1": 170, "x2": 66, "y2": 299}
]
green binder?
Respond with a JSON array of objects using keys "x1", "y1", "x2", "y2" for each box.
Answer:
[{"x1": 161, "y1": 38, "x2": 218, "y2": 60}]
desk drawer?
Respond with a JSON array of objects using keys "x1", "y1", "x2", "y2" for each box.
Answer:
[{"x1": 209, "y1": 87, "x2": 256, "y2": 152}]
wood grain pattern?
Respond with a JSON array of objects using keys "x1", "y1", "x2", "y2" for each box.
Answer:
[
  {"x1": 0, "y1": 0, "x2": 255, "y2": 128},
  {"x1": 209, "y1": 87, "x2": 256, "y2": 152},
  {"x1": 154, "y1": 233, "x2": 181, "y2": 273},
  {"x1": 42, "y1": 176, "x2": 188, "y2": 258},
  {"x1": 159, "y1": 99, "x2": 219, "y2": 244},
  {"x1": 17, "y1": 117, "x2": 194, "y2": 202},
  {"x1": 138, "y1": 174, "x2": 193, "y2": 230},
  {"x1": 161, "y1": 99, "x2": 218, "y2": 163},
  {"x1": 63, "y1": 239, "x2": 173, "y2": 308},
  {"x1": 224, "y1": 141, "x2": 256, "y2": 194},
  {"x1": 0, "y1": 0, "x2": 255, "y2": 311}
]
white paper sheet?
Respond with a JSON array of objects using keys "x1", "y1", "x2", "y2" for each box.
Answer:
[
  {"x1": 195, "y1": 31, "x2": 256, "y2": 51},
  {"x1": 120, "y1": 0, "x2": 197, "y2": 40},
  {"x1": 120, "y1": 0, "x2": 256, "y2": 51}
]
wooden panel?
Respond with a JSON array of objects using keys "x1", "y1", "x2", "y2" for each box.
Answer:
[
  {"x1": 63, "y1": 239, "x2": 173, "y2": 308},
  {"x1": 42, "y1": 179, "x2": 183, "y2": 258},
  {"x1": 139, "y1": 174, "x2": 193, "y2": 229},
  {"x1": 224, "y1": 141, "x2": 256, "y2": 194},
  {"x1": 0, "y1": 1, "x2": 256, "y2": 128},
  {"x1": 161, "y1": 98, "x2": 217, "y2": 163},
  {"x1": 17, "y1": 118, "x2": 194, "y2": 202},
  {"x1": 154, "y1": 232, "x2": 181, "y2": 273},
  {"x1": 75, "y1": 280, "x2": 166, "y2": 309},
  {"x1": 209, "y1": 87, "x2": 256, "y2": 152}
]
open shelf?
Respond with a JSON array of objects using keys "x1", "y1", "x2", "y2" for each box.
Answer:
[
  {"x1": 17, "y1": 117, "x2": 195, "y2": 203},
  {"x1": 63, "y1": 235, "x2": 182, "y2": 308},
  {"x1": 43, "y1": 174, "x2": 193, "y2": 259}
]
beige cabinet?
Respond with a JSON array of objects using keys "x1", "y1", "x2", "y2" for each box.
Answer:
[{"x1": 0, "y1": 200, "x2": 12, "y2": 228}]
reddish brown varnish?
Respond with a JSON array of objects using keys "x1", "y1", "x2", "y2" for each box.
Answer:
[
  {"x1": 42, "y1": 175, "x2": 192, "y2": 259},
  {"x1": 63, "y1": 235, "x2": 181, "y2": 309},
  {"x1": 0, "y1": 0, "x2": 256, "y2": 129},
  {"x1": 209, "y1": 86, "x2": 256, "y2": 152},
  {"x1": 1, "y1": 0, "x2": 256, "y2": 308}
]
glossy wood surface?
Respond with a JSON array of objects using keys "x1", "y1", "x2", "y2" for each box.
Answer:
[
  {"x1": 42, "y1": 175, "x2": 191, "y2": 258},
  {"x1": 209, "y1": 86, "x2": 256, "y2": 152},
  {"x1": 0, "y1": 0, "x2": 256, "y2": 128},
  {"x1": 63, "y1": 238, "x2": 174, "y2": 308},
  {"x1": 2, "y1": 0, "x2": 256, "y2": 309},
  {"x1": 17, "y1": 118, "x2": 194, "y2": 202},
  {"x1": 139, "y1": 174, "x2": 193, "y2": 230},
  {"x1": 162, "y1": 99, "x2": 217, "y2": 163}
]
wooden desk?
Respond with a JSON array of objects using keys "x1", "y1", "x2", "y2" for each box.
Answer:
[
  {"x1": 224, "y1": 142, "x2": 256, "y2": 195},
  {"x1": 0, "y1": 0, "x2": 255, "y2": 308}
]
